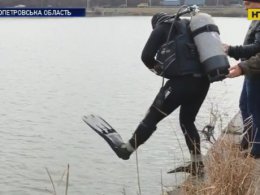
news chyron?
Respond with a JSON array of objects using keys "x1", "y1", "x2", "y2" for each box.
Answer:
[
  {"x1": 248, "y1": 9, "x2": 260, "y2": 20},
  {"x1": 0, "y1": 8, "x2": 86, "y2": 17}
]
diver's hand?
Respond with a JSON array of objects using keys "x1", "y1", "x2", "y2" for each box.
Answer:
[
  {"x1": 150, "y1": 64, "x2": 163, "y2": 75},
  {"x1": 227, "y1": 65, "x2": 242, "y2": 78}
]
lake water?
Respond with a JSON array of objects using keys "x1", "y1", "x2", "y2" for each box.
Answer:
[{"x1": 0, "y1": 16, "x2": 250, "y2": 195}]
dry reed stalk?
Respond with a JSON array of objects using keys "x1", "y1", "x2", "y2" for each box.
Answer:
[
  {"x1": 46, "y1": 165, "x2": 70, "y2": 195},
  {"x1": 65, "y1": 164, "x2": 69, "y2": 195},
  {"x1": 122, "y1": 187, "x2": 127, "y2": 195},
  {"x1": 161, "y1": 169, "x2": 163, "y2": 195},
  {"x1": 179, "y1": 137, "x2": 257, "y2": 195},
  {"x1": 135, "y1": 134, "x2": 142, "y2": 195},
  {"x1": 45, "y1": 168, "x2": 57, "y2": 195}
]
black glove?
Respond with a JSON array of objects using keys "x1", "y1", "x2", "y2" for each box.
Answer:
[{"x1": 149, "y1": 63, "x2": 163, "y2": 75}]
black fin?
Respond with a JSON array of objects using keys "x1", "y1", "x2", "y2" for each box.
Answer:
[
  {"x1": 82, "y1": 115, "x2": 125, "y2": 158},
  {"x1": 168, "y1": 161, "x2": 204, "y2": 176},
  {"x1": 167, "y1": 165, "x2": 191, "y2": 174}
]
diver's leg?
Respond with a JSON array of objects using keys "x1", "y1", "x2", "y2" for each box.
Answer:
[
  {"x1": 128, "y1": 106, "x2": 165, "y2": 149},
  {"x1": 179, "y1": 77, "x2": 209, "y2": 160},
  {"x1": 170, "y1": 76, "x2": 209, "y2": 176},
  {"x1": 119, "y1": 79, "x2": 183, "y2": 160}
]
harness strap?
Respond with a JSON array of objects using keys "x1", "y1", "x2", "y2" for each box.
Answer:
[{"x1": 191, "y1": 24, "x2": 219, "y2": 38}]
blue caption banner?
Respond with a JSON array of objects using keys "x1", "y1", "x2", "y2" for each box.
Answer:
[{"x1": 0, "y1": 8, "x2": 86, "y2": 17}]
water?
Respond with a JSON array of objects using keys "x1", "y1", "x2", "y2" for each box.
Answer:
[{"x1": 0, "y1": 17, "x2": 250, "y2": 195}]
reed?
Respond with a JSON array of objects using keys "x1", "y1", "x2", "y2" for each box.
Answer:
[
  {"x1": 46, "y1": 164, "x2": 70, "y2": 195},
  {"x1": 135, "y1": 134, "x2": 142, "y2": 195},
  {"x1": 179, "y1": 137, "x2": 258, "y2": 195}
]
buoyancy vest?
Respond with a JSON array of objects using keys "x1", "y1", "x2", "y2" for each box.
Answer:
[{"x1": 156, "y1": 19, "x2": 203, "y2": 79}]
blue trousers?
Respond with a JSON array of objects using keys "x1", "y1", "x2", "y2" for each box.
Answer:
[{"x1": 240, "y1": 77, "x2": 260, "y2": 155}]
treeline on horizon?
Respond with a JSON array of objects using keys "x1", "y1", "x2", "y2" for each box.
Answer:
[{"x1": 0, "y1": 0, "x2": 242, "y2": 8}]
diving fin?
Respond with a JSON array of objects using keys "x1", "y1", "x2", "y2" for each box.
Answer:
[
  {"x1": 82, "y1": 115, "x2": 131, "y2": 160},
  {"x1": 168, "y1": 165, "x2": 191, "y2": 174},
  {"x1": 167, "y1": 161, "x2": 204, "y2": 176}
]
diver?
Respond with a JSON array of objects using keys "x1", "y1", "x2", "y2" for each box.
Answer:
[
  {"x1": 117, "y1": 12, "x2": 209, "y2": 175},
  {"x1": 83, "y1": 10, "x2": 227, "y2": 175}
]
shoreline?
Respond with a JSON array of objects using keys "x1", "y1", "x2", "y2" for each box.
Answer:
[
  {"x1": 87, "y1": 6, "x2": 247, "y2": 17},
  {"x1": 167, "y1": 113, "x2": 260, "y2": 195}
]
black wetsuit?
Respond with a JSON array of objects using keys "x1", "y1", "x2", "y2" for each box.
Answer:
[{"x1": 128, "y1": 21, "x2": 210, "y2": 155}]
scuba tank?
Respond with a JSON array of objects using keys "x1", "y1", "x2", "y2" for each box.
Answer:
[{"x1": 190, "y1": 12, "x2": 230, "y2": 82}]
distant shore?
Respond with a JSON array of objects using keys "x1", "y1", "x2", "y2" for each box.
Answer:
[{"x1": 87, "y1": 6, "x2": 247, "y2": 17}]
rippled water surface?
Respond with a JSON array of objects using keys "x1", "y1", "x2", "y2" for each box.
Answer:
[{"x1": 0, "y1": 17, "x2": 250, "y2": 195}]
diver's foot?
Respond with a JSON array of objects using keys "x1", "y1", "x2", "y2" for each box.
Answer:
[
  {"x1": 115, "y1": 144, "x2": 133, "y2": 160},
  {"x1": 168, "y1": 161, "x2": 204, "y2": 176}
]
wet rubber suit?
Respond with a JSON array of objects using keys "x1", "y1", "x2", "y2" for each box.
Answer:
[{"x1": 127, "y1": 15, "x2": 210, "y2": 159}]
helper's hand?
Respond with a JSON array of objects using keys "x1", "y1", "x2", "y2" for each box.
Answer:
[
  {"x1": 222, "y1": 44, "x2": 229, "y2": 54},
  {"x1": 227, "y1": 65, "x2": 242, "y2": 78}
]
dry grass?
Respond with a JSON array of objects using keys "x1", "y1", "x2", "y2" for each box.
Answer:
[{"x1": 179, "y1": 137, "x2": 258, "y2": 195}]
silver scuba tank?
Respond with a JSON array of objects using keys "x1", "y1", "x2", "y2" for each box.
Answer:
[{"x1": 190, "y1": 12, "x2": 229, "y2": 82}]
